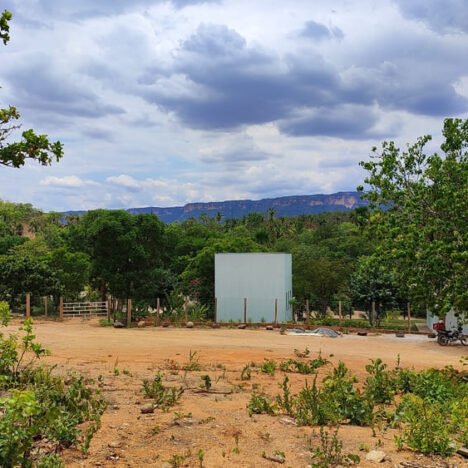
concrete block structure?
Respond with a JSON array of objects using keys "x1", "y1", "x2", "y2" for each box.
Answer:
[{"x1": 215, "y1": 253, "x2": 292, "y2": 323}]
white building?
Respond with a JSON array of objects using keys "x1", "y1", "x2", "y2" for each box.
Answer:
[{"x1": 215, "y1": 253, "x2": 293, "y2": 323}]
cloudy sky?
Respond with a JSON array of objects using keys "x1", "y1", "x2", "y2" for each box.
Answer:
[{"x1": 0, "y1": 0, "x2": 467, "y2": 211}]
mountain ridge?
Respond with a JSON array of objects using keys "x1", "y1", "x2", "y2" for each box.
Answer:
[{"x1": 64, "y1": 191, "x2": 367, "y2": 223}]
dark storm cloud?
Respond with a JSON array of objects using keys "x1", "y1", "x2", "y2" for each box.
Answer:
[
  {"x1": 3, "y1": 57, "x2": 125, "y2": 118},
  {"x1": 279, "y1": 106, "x2": 380, "y2": 139},
  {"x1": 299, "y1": 20, "x2": 344, "y2": 40},
  {"x1": 394, "y1": 0, "x2": 468, "y2": 33},
  {"x1": 140, "y1": 23, "x2": 343, "y2": 130}
]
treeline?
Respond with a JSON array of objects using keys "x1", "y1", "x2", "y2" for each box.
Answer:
[{"x1": 0, "y1": 200, "x2": 393, "y2": 319}]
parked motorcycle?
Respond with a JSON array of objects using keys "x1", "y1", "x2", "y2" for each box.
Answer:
[{"x1": 433, "y1": 322, "x2": 467, "y2": 346}]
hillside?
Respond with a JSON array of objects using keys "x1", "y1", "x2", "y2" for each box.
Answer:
[{"x1": 65, "y1": 191, "x2": 367, "y2": 222}]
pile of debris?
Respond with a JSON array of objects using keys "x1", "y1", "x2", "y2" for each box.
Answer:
[{"x1": 286, "y1": 327, "x2": 342, "y2": 337}]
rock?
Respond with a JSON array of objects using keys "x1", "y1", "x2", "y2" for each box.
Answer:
[
  {"x1": 279, "y1": 417, "x2": 297, "y2": 426},
  {"x1": 211, "y1": 322, "x2": 221, "y2": 328},
  {"x1": 140, "y1": 404, "x2": 155, "y2": 414},
  {"x1": 365, "y1": 450, "x2": 386, "y2": 463},
  {"x1": 265, "y1": 325, "x2": 274, "y2": 330},
  {"x1": 457, "y1": 446, "x2": 468, "y2": 458},
  {"x1": 357, "y1": 331, "x2": 367, "y2": 336},
  {"x1": 238, "y1": 323, "x2": 247, "y2": 329},
  {"x1": 395, "y1": 332, "x2": 405, "y2": 338},
  {"x1": 108, "y1": 441, "x2": 121, "y2": 449},
  {"x1": 137, "y1": 321, "x2": 146, "y2": 328},
  {"x1": 186, "y1": 321, "x2": 194, "y2": 328},
  {"x1": 174, "y1": 417, "x2": 199, "y2": 427},
  {"x1": 113, "y1": 321, "x2": 125, "y2": 329},
  {"x1": 161, "y1": 322, "x2": 170, "y2": 328}
]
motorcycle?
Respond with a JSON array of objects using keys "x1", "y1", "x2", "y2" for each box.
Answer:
[{"x1": 433, "y1": 322, "x2": 467, "y2": 346}]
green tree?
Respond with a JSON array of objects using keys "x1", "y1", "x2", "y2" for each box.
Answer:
[
  {"x1": 1, "y1": 10, "x2": 63, "y2": 168},
  {"x1": 47, "y1": 248, "x2": 91, "y2": 300},
  {"x1": 349, "y1": 255, "x2": 401, "y2": 324},
  {"x1": 359, "y1": 118, "x2": 467, "y2": 315}
]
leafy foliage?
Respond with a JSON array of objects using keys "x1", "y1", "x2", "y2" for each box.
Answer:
[{"x1": 142, "y1": 372, "x2": 184, "y2": 410}]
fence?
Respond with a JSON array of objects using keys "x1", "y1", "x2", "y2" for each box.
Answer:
[{"x1": 62, "y1": 301, "x2": 108, "y2": 317}]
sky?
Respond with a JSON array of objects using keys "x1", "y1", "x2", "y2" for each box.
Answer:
[{"x1": 0, "y1": 0, "x2": 467, "y2": 212}]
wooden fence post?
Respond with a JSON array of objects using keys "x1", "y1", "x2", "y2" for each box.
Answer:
[
  {"x1": 407, "y1": 302, "x2": 411, "y2": 333},
  {"x1": 306, "y1": 299, "x2": 310, "y2": 320},
  {"x1": 243, "y1": 297, "x2": 247, "y2": 323},
  {"x1": 274, "y1": 298, "x2": 278, "y2": 324},
  {"x1": 107, "y1": 297, "x2": 111, "y2": 321},
  {"x1": 59, "y1": 297, "x2": 64, "y2": 321},
  {"x1": 25, "y1": 293, "x2": 31, "y2": 319},
  {"x1": 44, "y1": 296, "x2": 48, "y2": 317},
  {"x1": 127, "y1": 298, "x2": 132, "y2": 327},
  {"x1": 338, "y1": 300, "x2": 342, "y2": 321},
  {"x1": 371, "y1": 301, "x2": 376, "y2": 326}
]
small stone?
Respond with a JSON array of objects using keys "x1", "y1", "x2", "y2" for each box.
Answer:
[
  {"x1": 211, "y1": 322, "x2": 221, "y2": 328},
  {"x1": 279, "y1": 417, "x2": 297, "y2": 426},
  {"x1": 137, "y1": 321, "x2": 146, "y2": 328},
  {"x1": 365, "y1": 450, "x2": 386, "y2": 463},
  {"x1": 112, "y1": 405, "x2": 120, "y2": 410},
  {"x1": 140, "y1": 404, "x2": 154, "y2": 414},
  {"x1": 186, "y1": 321, "x2": 194, "y2": 328},
  {"x1": 113, "y1": 321, "x2": 125, "y2": 329},
  {"x1": 238, "y1": 323, "x2": 247, "y2": 329},
  {"x1": 174, "y1": 417, "x2": 199, "y2": 427},
  {"x1": 265, "y1": 325, "x2": 274, "y2": 330},
  {"x1": 108, "y1": 441, "x2": 121, "y2": 449}
]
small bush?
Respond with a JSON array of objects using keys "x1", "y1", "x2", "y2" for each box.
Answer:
[
  {"x1": 310, "y1": 427, "x2": 360, "y2": 467},
  {"x1": 260, "y1": 359, "x2": 276, "y2": 376},
  {"x1": 247, "y1": 393, "x2": 276, "y2": 416}
]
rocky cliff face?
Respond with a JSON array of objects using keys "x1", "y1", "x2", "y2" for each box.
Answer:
[{"x1": 125, "y1": 191, "x2": 366, "y2": 222}]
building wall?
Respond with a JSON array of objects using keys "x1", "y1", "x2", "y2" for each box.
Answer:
[
  {"x1": 427, "y1": 309, "x2": 468, "y2": 334},
  {"x1": 215, "y1": 253, "x2": 292, "y2": 323}
]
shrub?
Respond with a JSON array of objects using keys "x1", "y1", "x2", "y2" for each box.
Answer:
[
  {"x1": 395, "y1": 394, "x2": 454, "y2": 455},
  {"x1": 260, "y1": 359, "x2": 276, "y2": 376},
  {"x1": 364, "y1": 358, "x2": 397, "y2": 405}
]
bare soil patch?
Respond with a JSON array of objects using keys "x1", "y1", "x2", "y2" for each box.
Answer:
[{"x1": 5, "y1": 319, "x2": 467, "y2": 467}]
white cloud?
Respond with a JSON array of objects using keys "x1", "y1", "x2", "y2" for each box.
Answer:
[{"x1": 40, "y1": 175, "x2": 93, "y2": 187}]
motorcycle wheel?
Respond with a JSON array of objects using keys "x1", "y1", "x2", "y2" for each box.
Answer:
[
  {"x1": 460, "y1": 335, "x2": 468, "y2": 346},
  {"x1": 437, "y1": 334, "x2": 449, "y2": 346}
]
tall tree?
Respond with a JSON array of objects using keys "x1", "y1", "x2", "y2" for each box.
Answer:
[
  {"x1": 0, "y1": 10, "x2": 63, "y2": 168},
  {"x1": 358, "y1": 118, "x2": 467, "y2": 315}
]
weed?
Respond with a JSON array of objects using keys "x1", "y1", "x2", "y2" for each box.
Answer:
[
  {"x1": 184, "y1": 350, "x2": 201, "y2": 371},
  {"x1": 309, "y1": 427, "x2": 360, "y2": 467},
  {"x1": 201, "y1": 374, "x2": 212, "y2": 391},
  {"x1": 197, "y1": 448, "x2": 205, "y2": 467},
  {"x1": 232, "y1": 433, "x2": 240, "y2": 454},
  {"x1": 276, "y1": 376, "x2": 294, "y2": 415},
  {"x1": 142, "y1": 372, "x2": 184, "y2": 410},
  {"x1": 294, "y1": 347, "x2": 310, "y2": 358},
  {"x1": 241, "y1": 364, "x2": 252, "y2": 380},
  {"x1": 247, "y1": 393, "x2": 276, "y2": 416},
  {"x1": 167, "y1": 450, "x2": 192, "y2": 467},
  {"x1": 261, "y1": 359, "x2": 276, "y2": 376}
]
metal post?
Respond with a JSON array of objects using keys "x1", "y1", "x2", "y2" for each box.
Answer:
[
  {"x1": 25, "y1": 293, "x2": 31, "y2": 319},
  {"x1": 127, "y1": 298, "x2": 132, "y2": 327},
  {"x1": 243, "y1": 297, "x2": 247, "y2": 323},
  {"x1": 214, "y1": 297, "x2": 217, "y2": 323},
  {"x1": 274, "y1": 298, "x2": 278, "y2": 323},
  {"x1": 59, "y1": 297, "x2": 64, "y2": 321}
]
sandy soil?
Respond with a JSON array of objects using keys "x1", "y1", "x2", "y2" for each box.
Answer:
[{"x1": 5, "y1": 319, "x2": 467, "y2": 468}]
